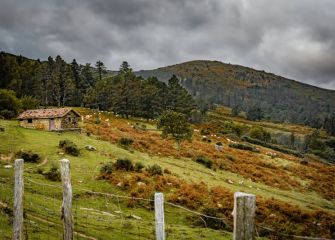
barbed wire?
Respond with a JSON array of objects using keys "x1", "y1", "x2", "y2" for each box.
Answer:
[{"x1": 21, "y1": 176, "x2": 335, "y2": 240}]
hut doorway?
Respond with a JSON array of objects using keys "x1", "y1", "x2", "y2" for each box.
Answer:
[{"x1": 49, "y1": 119, "x2": 55, "y2": 130}]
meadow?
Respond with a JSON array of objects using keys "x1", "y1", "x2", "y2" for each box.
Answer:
[{"x1": 0, "y1": 108, "x2": 334, "y2": 239}]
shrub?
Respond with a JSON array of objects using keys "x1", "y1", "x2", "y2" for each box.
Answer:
[
  {"x1": 115, "y1": 158, "x2": 133, "y2": 171},
  {"x1": 249, "y1": 127, "x2": 271, "y2": 142},
  {"x1": 225, "y1": 154, "x2": 235, "y2": 161},
  {"x1": 200, "y1": 128, "x2": 211, "y2": 135},
  {"x1": 95, "y1": 116, "x2": 101, "y2": 124},
  {"x1": 44, "y1": 165, "x2": 61, "y2": 181},
  {"x1": 195, "y1": 156, "x2": 213, "y2": 169},
  {"x1": 118, "y1": 137, "x2": 134, "y2": 147},
  {"x1": 228, "y1": 142, "x2": 259, "y2": 153},
  {"x1": 134, "y1": 162, "x2": 145, "y2": 172},
  {"x1": 16, "y1": 150, "x2": 40, "y2": 163},
  {"x1": 100, "y1": 162, "x2": 113, "y2": 174},
  {"x1": 59, "y1": 140, "x2": 80, "y2": 156},
  {"x1": 243, "y1": 136, "x2": 303, "y2": 157},
  {"x1": 147, "y1": 164, "x2": 163, "y2": 175},
  {"x1": 36, "y1": 167, "x2": 44, "y2": 174}
]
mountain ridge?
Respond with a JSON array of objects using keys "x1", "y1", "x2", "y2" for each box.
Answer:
[{"x1": 135, "y1": 60, "x2": 335, "y2": 126}]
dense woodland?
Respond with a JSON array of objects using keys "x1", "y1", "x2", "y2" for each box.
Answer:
[{"x1": 0, "y1": 52, "x2": 202, "y2": 120}]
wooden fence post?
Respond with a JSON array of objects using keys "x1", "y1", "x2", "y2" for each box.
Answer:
[
  {"x1": 233, "y1": 192, "x2": 256, "y2": 240},
  {"x1": 60, "y1": 159, "x2": 73, "y2": 240},
  {"x1": 13, "y1": 159, "x2": 24, "y2": 240},
  {"x1": 154, "y1": 192, "x2": 165, "y2": 240}
]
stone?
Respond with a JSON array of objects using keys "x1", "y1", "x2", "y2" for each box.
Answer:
[
  {"x1": 137, "y1": 181, "x2": 146, "y2": 186},
  {"x1": 85, "y1": 145, "x2": 97, "y2": 151}
]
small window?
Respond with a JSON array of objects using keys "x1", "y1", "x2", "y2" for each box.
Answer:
[{"x1": 28, "y1": 119, "x2": 33, "y2": 123}]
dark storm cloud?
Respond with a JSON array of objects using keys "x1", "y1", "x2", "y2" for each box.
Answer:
[{"x1": 0, "y1": 0, "x2": 334, "y2": 89}]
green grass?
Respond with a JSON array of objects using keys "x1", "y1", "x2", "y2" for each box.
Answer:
[
  {"x1": 0, "y1": 120, "x2": 234, "y2": 239},
  {"x1": 0, "y1": 119, "x2": 333, "y2": 239}
]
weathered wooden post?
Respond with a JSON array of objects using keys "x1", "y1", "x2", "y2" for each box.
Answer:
[
  {"x1": 154, "y1": 192, "x2": 165, "y2": 240},
  {"x1": 233, "y1": 192, "x2": 256, "y2": 240},
  {"x1": 60, "y1": 159, "x2": 73, "y2": 240},
  {"x1": 13, "y1": 159, "x2": 24, "y2": 240}
]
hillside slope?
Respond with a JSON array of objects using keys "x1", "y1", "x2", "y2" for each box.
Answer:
[
  {"x1": 136, "y1": 60, "x2": 335, "y2": 125},
  {"x1": 1, "y1": 109, "x2": 334, "y2": 239}
]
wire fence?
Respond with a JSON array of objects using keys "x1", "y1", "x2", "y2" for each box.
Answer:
[{"x1": 1, "y1": 159, "x2": 334, "y2": 240}]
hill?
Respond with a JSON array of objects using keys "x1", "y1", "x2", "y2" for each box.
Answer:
[
  {"x1": 136, "y1": 60, "x2": 335, "y2": 126},
  {"x1": 0, "y1": 108, "x2": 334, "y2": 239}
]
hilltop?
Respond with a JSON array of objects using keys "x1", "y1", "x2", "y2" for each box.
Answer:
[{"x1": 136, "y1": 60, "x2": 335, "y2": 126}]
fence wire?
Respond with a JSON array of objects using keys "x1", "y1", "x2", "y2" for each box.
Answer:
[{"x1": 1, "y1": 170, "x2": 334, "y2": 240}]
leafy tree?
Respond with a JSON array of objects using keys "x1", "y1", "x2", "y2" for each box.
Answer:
[
  {"x1": 324, "y1": 115, "x2": 335, "y2": 136},
  {"x1": 20, "y1": 95, "x2": 39, "y2": 110},
  {"x1": 246, "y1": 107, "x2": 264, "y2": 121},
  {"x1": 157, "y1": 110, "x2": 193, "y2": 150},
  {"x1": 231, "y1": 105, "x2": 241, "y2": 117},
  {"x1": 0, "y1": 89, "x2": 22, "y2": 119},
  {"x1": 249, "y1": 126, "x2": 271, "y2": 142}
]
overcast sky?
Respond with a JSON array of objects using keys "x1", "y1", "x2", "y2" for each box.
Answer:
[{"x1": 1, "y1": 0, "x2": 335, "y2": 89}]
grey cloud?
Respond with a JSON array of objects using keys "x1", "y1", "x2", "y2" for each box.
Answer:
[{"x1": 0, "y1": 0, "x2": 334, "y2": 89}]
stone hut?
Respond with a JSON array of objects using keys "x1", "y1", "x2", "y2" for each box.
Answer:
[{"x1": 17, "y1": 108, "x2": 80, "y2": 131}]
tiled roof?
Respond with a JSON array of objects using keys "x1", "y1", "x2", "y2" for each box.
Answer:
[{"x1": 17, "y1": 108, "x2": 80, "y2": 119}]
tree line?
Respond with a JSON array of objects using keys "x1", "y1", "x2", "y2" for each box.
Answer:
[{"x1": 0, "y1": 52, "x2": 205, "y2": 121}]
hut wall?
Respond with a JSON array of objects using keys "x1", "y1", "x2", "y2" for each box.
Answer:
[
  {"x1": 61, "y1": 111, "x2": 79, "y2": 129},
  {"x1": 19, "y1": 119, "x2": 49, "y2": 130}
]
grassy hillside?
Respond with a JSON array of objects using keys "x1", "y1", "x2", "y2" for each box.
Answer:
[
  {"x1": 0, "y1": 109, "x2": 334, "y2": 239},
  {"x1": 136, "y1": 60, "x2": 335, "y2": 126}
]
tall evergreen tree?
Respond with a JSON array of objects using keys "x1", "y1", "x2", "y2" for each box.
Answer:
[{"x1": 95, "y1": 60, "x2": 106, "y2": 81}]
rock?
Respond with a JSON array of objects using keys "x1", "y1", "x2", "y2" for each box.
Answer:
[
  {"x1": 228, "y1": 179, "x2": 234, "y2": 184},
  {"x1": 130, "y1": 214, "x2": 142, "y2": 220},
  {"x1": 4, "y1": 165, "x2": 12, "y2": 169},
  {"x1": 85, "y1": 145, "x2": 97, "y2": 151},
  {"x1": 137, "y1": 181, "x2": 146, "y2": 186}
]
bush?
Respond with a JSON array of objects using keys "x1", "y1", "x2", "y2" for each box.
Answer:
[
  {"x1": 243, "y1": 136, "x2": 303, "y2": 157},
  {"x1": 118, "y1": 137, "x2": 134, "y2": 147},
  {"x1": 44, "y1": 165, "x2": 61, "y2": 181},
  {"x1": 225, "y1": 154, "x2": 235, "y2": 161},
  {"x1": 59, "y1": 140, "x2": 80, "y2": 156},
  {"x1": 249, "y1": 127, "x2": 271, "y2": 142},
  {"x1": 316, "y1": 147, "x2": 335, "y2": 163},
  {"x1": 147, "y1": 164, "x2": 163, "y2": 175},
  {"x1": 134, "y1": 162, "x2": 145, "y2": 172},
  {"x1": 195, "y1": 156, "x2": 213, "y2": 168},
  {"x1": 115, "y1": 158, "x2": 133, "y2": 171},
  {"x1": 0, "y1": 89, "x2": 21, "y2": 119},
  {"x1": 16, "y1": 150, "x2": 40, "y2": 163},
  {"x1": 228, "y1": 142, "x2": 259, "y2": 153},
  {"x1": 100, "y1": 162, "x2": 113, "y2": 174}
]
